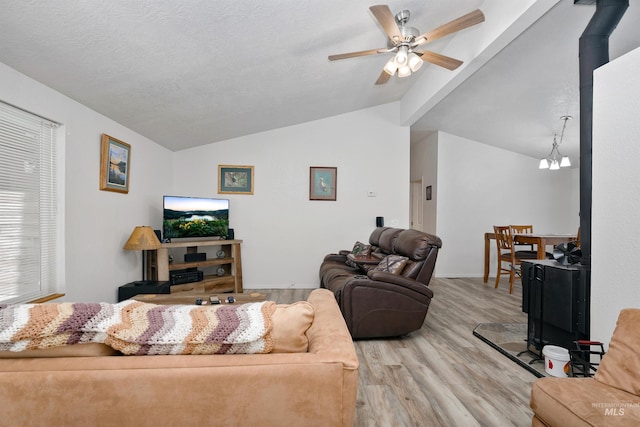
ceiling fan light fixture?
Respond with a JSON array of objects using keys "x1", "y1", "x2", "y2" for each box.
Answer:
[
  {"x1": 395, "y1": 46, "x2": 408, "y2": 65},
  {"x1": 408, "y1": 53, "x2": 423, "y2": 72},
  {"x1": 397, "y1": 65, "x2": 411, "y2": 78},
  {"x1": 383, "y1": 57, "x2": 398, "y2": 75}
]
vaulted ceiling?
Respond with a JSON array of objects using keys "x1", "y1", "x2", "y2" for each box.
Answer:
[{"x1": 0, "y1": 1, "x2": 638, "y2": 160}]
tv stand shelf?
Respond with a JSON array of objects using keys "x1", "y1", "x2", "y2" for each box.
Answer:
[{"x1": 148, "y1": 239, "x2": 243, "y2": 293}]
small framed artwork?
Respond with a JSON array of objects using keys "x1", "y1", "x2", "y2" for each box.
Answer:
[
  {"x1": 425, "y1": 185, "x2": 432, "y2": 201},
  {"x1": 100, "y1": 134, "x2": 131, "y2": 194},
  {"x1": 218, "y1": 165, "x2": 254, "y2": 194},
  {"x1": 309, "y1": 166, "x2": 337, "y2": 201}
]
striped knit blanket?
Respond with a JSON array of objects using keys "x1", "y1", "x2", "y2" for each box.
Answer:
[{"x1": 0, "y1": 300, "x2": 275, "y2": 355}]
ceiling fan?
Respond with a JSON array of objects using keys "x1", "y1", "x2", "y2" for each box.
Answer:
[{"x1": 328, "y1": 5, "x2": 485, "y2": 85}]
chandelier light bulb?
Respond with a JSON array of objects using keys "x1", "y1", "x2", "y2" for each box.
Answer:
[
  {"x1": 549, "y1": 160, "x2": 560, "y2": 170},
  {"x1": 560, "y1": 156, "x2": 571, "y2": 167},
  {"x1": 539, "y1": 159, "x2": 549, "y2": 169}
]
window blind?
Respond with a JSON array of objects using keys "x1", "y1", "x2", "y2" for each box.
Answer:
[{"x1": 0, "y1": 101, "x2": 58, "y2": 303}]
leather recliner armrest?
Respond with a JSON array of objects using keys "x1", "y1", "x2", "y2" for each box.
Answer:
[
  {"x1": 323, "y1": 253, "x2": 347, "y2": 263},
  {"x1": 366, "y1": 270, "x2": 434, "y2": 298}
]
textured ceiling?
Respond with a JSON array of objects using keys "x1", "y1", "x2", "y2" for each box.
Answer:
[{"x1": 0, "y1": 1, "x2": 638, "y2": 157}]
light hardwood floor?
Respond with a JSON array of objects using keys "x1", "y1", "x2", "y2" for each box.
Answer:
[{"x1": 254, "y1": 277, "x2": 535, "y2": 427}]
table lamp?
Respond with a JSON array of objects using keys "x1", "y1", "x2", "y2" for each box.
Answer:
[{"x1": 123, "y1": 226, "x2": 162, "y2": 285}]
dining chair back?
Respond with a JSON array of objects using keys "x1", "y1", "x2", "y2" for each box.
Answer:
[
  {"x1": 493, "y1": 225, "x2": 538, "y2": 294},
  {"x1": 510, "y1": 224, "x2": 534, "y2": 250}
]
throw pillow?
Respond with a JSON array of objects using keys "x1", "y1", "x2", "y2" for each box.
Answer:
[
  {"x1": 372, "y1": 254, "x2": 409, "y2": 275},
  {"x1": 271, "y1": 301, "x2": 315, "y2": 353},
  {"x1": 345, "y1": 241, "x2": 372, "y2": 268},
  {"x1": 351, "y1": 241, "x2": 371, "y2": 258}
]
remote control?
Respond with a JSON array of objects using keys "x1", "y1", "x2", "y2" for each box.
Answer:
[{"x1": 209, "y1": 296, "x2": 220, "y2": 304}]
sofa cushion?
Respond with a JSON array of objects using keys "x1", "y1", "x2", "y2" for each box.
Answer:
[
  {"x1": 271, "y1": 302, "x2": 314, "y2": 353},
  {"x1": 531, "y1": 377, "x2": 640, "y2": 425},
  {"x1": 372, "y1": 254, "x2": 408, "y2": 275},
  {"x1": 377, "y1": 228, "x2": 402, "y2": 254},
  {"x1": 0, "y1": 343, "x2": 120, "y2": 358},
  {"x1": 594, "y1": 308, "x2": 640, "y2": 396},
  {"x1": 394, "y1": 229, "x2": 441, "y2": 261}
]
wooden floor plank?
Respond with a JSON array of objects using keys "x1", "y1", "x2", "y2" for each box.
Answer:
[{"x1": 249, "y1": 276, "x2": 535, "y2": 426}]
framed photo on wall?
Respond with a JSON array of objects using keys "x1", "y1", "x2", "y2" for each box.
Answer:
[
  {"x1": 99, "y1": 134, "x2": 130, "y2": 194},
  {"x1": 218, "y1": 165, "x2": 254, "y2": 194},
  {"x1": 309, "y1": 166, "x2": 337, "y2": 201}
]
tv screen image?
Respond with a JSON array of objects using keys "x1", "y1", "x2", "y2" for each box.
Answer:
[{"x1": 163, "y1": 196, "x2": 229, "y2": 239}]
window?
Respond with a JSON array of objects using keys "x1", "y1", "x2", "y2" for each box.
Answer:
[{"x1": 0, "y1": 101, "x2": 59, "y2": 303}]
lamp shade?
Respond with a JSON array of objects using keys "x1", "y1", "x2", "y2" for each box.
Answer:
[
  {"x1": 383, "y1": 57, "x2": 398, "y2": 75},
  {"x1": 408, "y1": 53, "x2": 423, "y2": 72},
  {"x1": 397, "y1": 66, "x2": 411, "y2": 78},
  {"x1": 123, "y1": 226, "x2": 162, "y2": 250}
]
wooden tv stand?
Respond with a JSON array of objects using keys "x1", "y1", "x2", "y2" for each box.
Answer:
[{"x1": 147, "y1": 239, "x2": 243, "y2": 293}]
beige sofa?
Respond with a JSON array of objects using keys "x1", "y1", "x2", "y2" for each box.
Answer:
[
  {"x1": 0, "y1": 289, "x2": 359, "y2": 427},
  {"x1": 530, "y1": 308, "x2": 640, "y2": 426}
]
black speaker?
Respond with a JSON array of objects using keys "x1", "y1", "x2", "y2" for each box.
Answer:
[
  {"x1": 154, "y1": 229, "x2": 162, "y2": 241},
  {"x1": 227, "y1": 228, "x2": 235, "y2": 240},
  {"x1": 184, "y1": 253, "x2": 206, "y2": 262},
  {"x1": 376, "y1": 217, "x2": 384, "y2": 227}
]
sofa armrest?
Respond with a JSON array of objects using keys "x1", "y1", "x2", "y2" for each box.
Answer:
[
  {"x1": 366, "y1": 270, "x2": 434, "y2": 299},
  {"x1": 339, "y1": 275, "x2": 434, "y2": 339},
  {"x1": 323, "y1": 253, "x2": 347, "y2": 263}
]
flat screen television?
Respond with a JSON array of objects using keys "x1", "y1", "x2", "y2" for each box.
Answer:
[{"x1": 163, "y1": 195, "x2": 229, "y2": 240}]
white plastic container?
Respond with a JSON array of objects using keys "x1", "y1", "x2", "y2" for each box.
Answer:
[{"x1": 542, "y1": 345, "x2": 570, "y2": 377}]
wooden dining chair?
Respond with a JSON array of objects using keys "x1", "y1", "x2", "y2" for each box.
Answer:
[
  {"x1": 510, "y1": 224, "x2": 534, "y2": 250},
  {"x1": 493, "y1": 225, "x2": 538, "y2": 294}
]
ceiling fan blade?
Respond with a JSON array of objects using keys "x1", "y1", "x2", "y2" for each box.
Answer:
[
  {"x1": 370, "y1": 5, "x2": 403, "y2": 43},
  {"x1": 416, "y1": 51, "x2": 463, "y2": 70},
  {"x1": 375, "y1": 70, "x2": 392, "y2": 85},
  {"x1": 415, "y1": 9, "x2": 485, "y2": 45},
  {"x1": 328, "y1": 48, "x2": 386, "y2": 61}
]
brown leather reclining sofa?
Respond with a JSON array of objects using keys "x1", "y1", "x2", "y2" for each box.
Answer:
[{"x1": 319, "y1": 227, "x2": 442, "y2": 339}]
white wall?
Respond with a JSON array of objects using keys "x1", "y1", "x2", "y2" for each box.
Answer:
[
  {"x1": 0, "y1": 62, "x2": 174, "y2": 303},
  {"x1": 172, "y1": 103, "x2": 410, "y2": 288},
  {"x1": 412, "y1": 131, "x2": 579, "y2": 278},
  {"x1": 591, "y1": 46, "x2": 640, "y2": 343}
]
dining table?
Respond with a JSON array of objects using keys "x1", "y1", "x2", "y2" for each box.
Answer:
[{"x1": 483, "y1": 232, "x2": 577, "y2": 283}]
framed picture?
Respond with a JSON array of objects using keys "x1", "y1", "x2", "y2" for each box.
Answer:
[
  {"x1": 100, "y1": 134, "x2": 130, "y2": 193},
  {"x1": 218, "y1": 165, "x2": 254, "y2": 194},
  {"x1": 425, "y1": 185, "x2": 432, "y2": 201},
  {"x1": 309, "y1": 166, "x2": 337, "y2": 201}
]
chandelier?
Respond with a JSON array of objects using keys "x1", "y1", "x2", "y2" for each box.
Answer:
[{"x1": 539, "y1": 116, "x2": 572, "y2": 170}]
